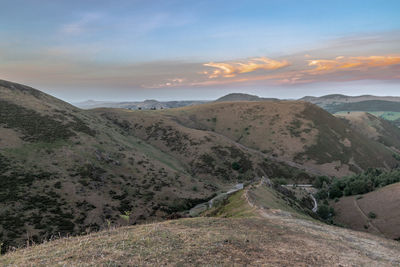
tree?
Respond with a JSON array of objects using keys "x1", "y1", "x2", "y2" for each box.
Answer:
[
  {"x1": 317, "y1": 205, "x2": 331, "y2": 220},
  {"x1": 329, "y1": 184, "x2": 343, "y2": 199}
]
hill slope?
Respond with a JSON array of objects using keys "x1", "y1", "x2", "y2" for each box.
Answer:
[
  {"x1": 141, "y1": 101, "x2": 400, "y2": 176},
  {"x1": 333, "y1": 182, "x2": 400, "y2": 240},
  {"x1": 335, "y1": 112, "x2": 400, "y2": 153},
  {"x1": 1, "y1": 183, "x2": 399, "y2": 266},
  {"x1": 0, "y1": 80, "x2": 310, "y2": 250},
  {"x1": 2, "y1": 79, "x2": 400, "y2": 254}
]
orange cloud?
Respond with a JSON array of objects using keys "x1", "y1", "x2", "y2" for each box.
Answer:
[
  {"x1": 203, "y1": 57, "x2": 290, "y2": 78},
  {"x1": 308, "y1": 55, "x2": 400, "y2": 73}
]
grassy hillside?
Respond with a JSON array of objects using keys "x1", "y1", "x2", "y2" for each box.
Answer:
[
  {"x1": 333, "y1": 182, "x2": 400, "y2": 240},
  {"x1": 0, "y1": 80, "x2": 310, "y2": 251},
  {"x1": 326, "y1": 100, "x2": 400, "y2": 114},
  {"x1": 1, "y1": 183, "x2": 399, "y2": 266},
  {"x1": 301, "y1": 95, "x2": 400, "y2": 127},
  {"x1": 2, "y1": 79, "x2": 400, "y2": 255},
  {"x1": 336, "y1": 112, "x2": 400, "y2": 152},
  {"x1": 140, "y1": 101, "x2": 399, "y2": 176},
  {"x1": 0, "y1": 80, "x2": 238, "y2": 250}
]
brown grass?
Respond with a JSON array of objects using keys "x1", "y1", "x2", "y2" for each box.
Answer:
[
  {"x1": 2, "y1": 207, "x2": 399, "y2": 266},
  {"x1": 333, "y1": 182, "x2": 400, "y2": 239}
]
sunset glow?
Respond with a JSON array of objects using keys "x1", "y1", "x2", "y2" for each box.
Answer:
[{"x1": 0, "y1": 0, "x2": 399, "y2": 101}]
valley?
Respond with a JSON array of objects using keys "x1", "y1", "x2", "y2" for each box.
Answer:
[{"x1": 1, "y1": 79, "x2": 400, "y2": 264}]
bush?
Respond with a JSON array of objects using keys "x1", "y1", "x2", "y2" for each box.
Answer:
[
  {"x1": 54, "y1": 181, "x2": 62, "y2": 189},
  {"x1": 317, "y1": 205, "x2": 332, "y2": 220},
  {"x1": 315, "y1": 189, "x2": 328, "y2": 200},
  {"x1": 368, "y1": 212, "x2": 377, "y2": 219},
  {"x1": 313, "y1": 176, "x2": 330, "y2": 189},
  {"x1": 231, "y1": 162, "x2": 241, "y2": 171},
  {"x1": 272, "y1": 178, "x2": 287, "y2": 185},
  {"x1": 329, "y1": 183, "x2": 343, "y2": 199}
]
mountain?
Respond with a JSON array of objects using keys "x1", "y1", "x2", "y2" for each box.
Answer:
[
  {"x1": 301, "y1": 94, "x2": 400, "y2": 108},
  {"x1": 74, "y1": 92, "x2": 279, "y2": 110},
  {"x1": 215, "y1": 93, "x2": 278, "y2": 102},
  {"x1": 75, "y1": 99, "x2": 209, "y2": 110},
  {"x1": 301, "y1": 94, "x2": 400, "y2": 127}
]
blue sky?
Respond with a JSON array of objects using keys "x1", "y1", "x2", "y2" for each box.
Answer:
[{"x1": 0, "y1": 0, "x2": 399, "y2": 101}]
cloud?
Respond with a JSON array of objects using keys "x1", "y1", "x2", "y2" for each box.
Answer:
[
  {"x1": 142, "y1": 78, "x2": 186, "y2": 88},
  {"x1": 307, "y1": 55, "x2": 400, "y2": 73},
  {"x1": 60, "y1": 13, "x2": 104, "y2": 35},
  {"x1": 203, "y1": 57, "x2": 290, "y2": 78}
]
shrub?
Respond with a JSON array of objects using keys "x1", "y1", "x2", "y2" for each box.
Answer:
[
  {"x1": 368, "y1": 212, "x2": 377, "y2": 219},
  {"x1": 317, "y1": 205, "x2": 332, "y2": 220},
  {"x1": 313, "y1": 176, "x2": 330, "y2": 188},
  {"x1": 272, "y1": 178, "x2": 287, "y2": 185},
  {"x1": 231, "y1": 162, "x2": 241, "y2": 171},
  {"x1": 54, "y1": 181, "x2": 62, "y2": 189},
  {"x1": 315, "y1": 189, "x2": 328, "y2": 200}
]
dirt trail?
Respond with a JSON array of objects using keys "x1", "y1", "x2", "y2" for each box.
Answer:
[
  {"x1": 353, "y1": 198, "x2": 383, "y2": 236},
  {"x1": 241, "y1": 180, "x2": 400, "y2": 266}
]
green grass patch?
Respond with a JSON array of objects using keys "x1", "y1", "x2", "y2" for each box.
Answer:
[
  {"x1": 205, "y1": 190, "x2": 255, "y2": 218},
  {"x1": 121, "y1": 135, "x2": 186, "y2": 173}
]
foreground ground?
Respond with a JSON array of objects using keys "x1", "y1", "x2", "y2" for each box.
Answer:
[{"x1": 1, "y1": 187, "x2": 399, "y2": 266}]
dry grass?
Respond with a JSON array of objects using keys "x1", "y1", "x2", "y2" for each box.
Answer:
[
  {"x1": 333, "y1": 182, "x2": 400, "y2": 239},
  {"x1": 2, "y1": 185, "x2": 400, "y2": 266},
  {"x1": 2, "y1": 213, "x2": 400, "y2": 266}
]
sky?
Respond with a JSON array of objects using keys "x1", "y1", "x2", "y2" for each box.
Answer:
[{"x1": 0, "y1": 0, "x2": 399, "y2": 102}]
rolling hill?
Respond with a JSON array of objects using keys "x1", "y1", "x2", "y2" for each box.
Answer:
[
  {"x1": 332, "y1": 182, "x2": 400, "y2": 240},
  {"x1": 75, "y1": 92, "x2": 276, "y2": 110},
  {"x1": 2, "y1": 79, "x2": 400, "y2": 257},
  {"x1": 215, "y1": 93, "x2": 278, "y2": 102},
  {"x1": 301, "y1": 94, "x2": 400, "y2": 127},
  {"x1": 0, "y1": 80, "x2": 312, "y2": 250},
  {"x1": 138, "y1": 100, "x2": 400, "y2": 176},
  {"x1": 75, "y1": 99, "x2": 209, "y2": 110},
  {"x1": 335, "y1": 112, "x2": 400, "y2": 152},
  {"x1": 301, "y1": 94, "x2": 400, "y2": 108}
]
